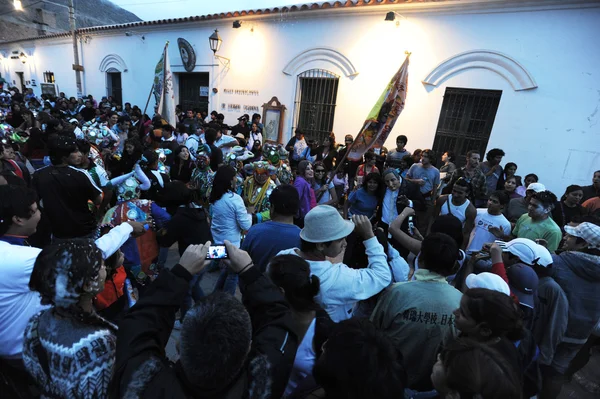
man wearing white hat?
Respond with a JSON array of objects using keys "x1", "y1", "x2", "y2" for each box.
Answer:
[
  {"x1": 539, "y1": 221, "x2": 600, "y2": 397},
  {"x1": 277, "y1": 205, "x2": 390, "y2": 323},
  {"x1": 506, "y1": 182, "x2": 545, "y2": 222}
]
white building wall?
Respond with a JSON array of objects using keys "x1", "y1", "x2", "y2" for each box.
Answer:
[{"x1": 1, "y1": 5, "x2": 599, "y2": 194}]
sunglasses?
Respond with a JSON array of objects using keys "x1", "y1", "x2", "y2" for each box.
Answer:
[{"x1": 315, "y1": 169, "x2": 326, "y2": 173}]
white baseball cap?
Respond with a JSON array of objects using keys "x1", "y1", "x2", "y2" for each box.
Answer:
[
  {"x1": 465, "y1": 272, "x2": 510, "y2": 296},
  {"x1": 526, "y1": 182, "x2": 546, "y2": 193},
  {"x1": 497, "y1": 238, "x2": 552, "y2": 267}
]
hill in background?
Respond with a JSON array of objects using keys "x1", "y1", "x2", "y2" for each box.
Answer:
[{"x1": 0, "y1": 0, "x2": 141, "y2": 43}]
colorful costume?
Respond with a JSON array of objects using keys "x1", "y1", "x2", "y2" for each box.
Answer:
[
  {"x1": 189, "y1": 145, "x2": 215, "y2": 206},
  {"x1": 225, "y1": 146, "x2": 254, "y2": 196},
  {"x1": 100, "y1": 174, "x2": 170, "y2": 284},
  {"x1": 243, "y1": 161, "x2": 277, "y2": 223},
  {"x1": 263, "y1": 143, "x2": 293, "y2": 185}
]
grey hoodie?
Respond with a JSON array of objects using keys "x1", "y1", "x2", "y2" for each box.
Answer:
[{"x1": 549, "y1": 251, "x2": 600, "y2": 342}]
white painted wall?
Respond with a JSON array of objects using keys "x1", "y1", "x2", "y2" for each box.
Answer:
[{"x1": 1, "y1": 5, "x2": 599, "y2": 195}]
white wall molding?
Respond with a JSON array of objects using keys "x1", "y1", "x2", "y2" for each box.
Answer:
[
  {"x1": 283, "y1": 47, "x2": 358, "y2": 78},
  {"x1": 422, "y1": 49, "x2": 537, "y2": 91},
  {"x1": 99, "y1": 54, "x2": 128, "y2": 73}
]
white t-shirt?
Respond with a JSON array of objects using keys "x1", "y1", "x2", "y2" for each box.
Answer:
[{"x1": 467, "y1": 209, "x2": 511, "y2": 252}]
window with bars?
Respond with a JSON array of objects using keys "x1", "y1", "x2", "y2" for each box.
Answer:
[
  {"x1": 43, "y1": 71, "x2": 55, "y2": 83},
  {"x1": 432, "y1": 87, "x2": 502, "y2": 167},
  {"x1": 293, "y1": 69, "x2": 339, "y2": 144}
]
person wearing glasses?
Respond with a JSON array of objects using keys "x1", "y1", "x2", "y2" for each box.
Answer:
[{"x1": 313, "y1": 161, "x2": 338, "y2": 206}]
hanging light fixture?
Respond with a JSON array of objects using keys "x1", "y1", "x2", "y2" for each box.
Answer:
[{"x1": 208, "y1": 29, "x2": 222, "y2": 54}]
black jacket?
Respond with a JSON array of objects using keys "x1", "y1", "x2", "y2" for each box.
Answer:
[
  {"x1": 158, "y1": 207, "x2": 213, "y2": 256},
  {"x1": 111, "y1": 265, "x2": 298, "y2": 399}
]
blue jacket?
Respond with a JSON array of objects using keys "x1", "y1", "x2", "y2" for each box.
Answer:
[{"x1": 549, "y1": 251, "x2": 600, "y2": 342}]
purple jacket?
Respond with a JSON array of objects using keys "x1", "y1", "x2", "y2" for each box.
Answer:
[{"x1": 294, "y1": 176, "x2": 313, "y2": 218}]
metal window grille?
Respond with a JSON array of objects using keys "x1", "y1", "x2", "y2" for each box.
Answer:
[
  {"x1": 293, "y1": 69, "x2": 340, "y2": 144},
  {"x1": 432, "y1": 87, "x2": 502, "y2": 167},
  {"x1": 43, "y1": 71, "x2": 55, "y2": 84}
]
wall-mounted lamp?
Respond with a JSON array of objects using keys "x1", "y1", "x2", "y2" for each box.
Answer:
[
  {"x1": 19, "y1": 52, "x2": 27, "y2": 64},
  {"x1": 209, "y1": 29, "x2": 230, "y2": 68},
  {"x1": 13, "y1": 0, "x2": 23, "y2": 11},
  {"x1": 209, "y1": 29, "x2": 222, "y2": 54},
  {"x1": 233, "y1": 20, "x2": 242, "y2": 29},
  {"x1": 385, "y1": 11, "x2": 407, "y2": 26}
]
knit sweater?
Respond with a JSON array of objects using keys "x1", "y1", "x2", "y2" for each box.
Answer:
[{"x1": 23, "y1": 309, "x2": 117, "y2": 399}]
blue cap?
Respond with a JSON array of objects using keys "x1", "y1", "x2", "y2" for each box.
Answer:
[{"x1": 506, "y1": 263, "x2": 539, "y2": 309}]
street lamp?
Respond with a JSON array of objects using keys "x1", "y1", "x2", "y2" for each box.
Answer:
[
  {"x1": 13, "y1": 0, "x2": 23, "y2": 11},
  {"x1": 208, "y1": 29, "x2": 222, "y2": 54},
  {"x1": 208, "y1": 29, "x2": 229, "y2": 68}
]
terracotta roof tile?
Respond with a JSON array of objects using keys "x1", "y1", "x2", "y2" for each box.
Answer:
[{"x1": 1, "y1": 0, "x2": 446, "y2": 44}]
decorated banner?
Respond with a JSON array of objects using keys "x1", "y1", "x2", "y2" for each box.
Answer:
[
  {"x1": 152, "y1": 42, "x2": 177, "y2": 127},
  {"x1": 347, "y1": 54, "x2": 410, "y2": 161}
]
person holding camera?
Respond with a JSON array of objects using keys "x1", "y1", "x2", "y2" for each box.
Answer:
[{"x1": 278, "y1": 205, "x2": 391, "y2": 322}]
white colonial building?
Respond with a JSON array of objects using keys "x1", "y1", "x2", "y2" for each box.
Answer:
[{"x1": 1, "y1": 0, "x2": 599, "y2": 193}]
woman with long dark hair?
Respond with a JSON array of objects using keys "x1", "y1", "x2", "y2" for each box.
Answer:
[
  {"x1": 497, "y1": 162, "x2": 523, "y2": 191},
  {"x1": 23, "y1": 240, "x2": 117, "y2": 398},
  {"x1": 516, "y1": 173, "x2": 538, "y2": 197},
  {"x1": 294, "y1": 160, "x2": 317, "y2": 226},
  {"x1": 551, "y1": 184, "x2": 585, "y2": 234},
  {"x1": 503, "y1": 175, "x2": 522, "y2": 199},
  {"x1": 345, "y1": 172, "x2": 383, "y2": 219},
  {"x1": 313, "y1": 161, "x2": 338, "y2": 206},
  {"x1": 112, "y1": 137, "x2": 143, "y2": 177},
  {"x1": 209, "y1": 165, "x2": 253, "y2": 294},
  {"x1": 316, "y1": 132, "x2": 337, "y2": 171},
  {"x1": 170, "y1": 145, "x2": 194, "y2": 183},
  {"x1": 355, "y1": 152, "x2": 380, "y2": 186}
]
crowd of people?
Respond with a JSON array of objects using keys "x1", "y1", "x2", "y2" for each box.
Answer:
[{"x1": 1, "y1": 85, "x2": 600, "y2": 399}]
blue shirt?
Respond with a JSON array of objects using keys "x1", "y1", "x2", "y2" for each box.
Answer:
[
  {"x1": 407, "y1": 163, "x2": 440, "y2": 195},
  {"x1": 0, "y1": 235, "x2": 28, "y2": 246},
  {"x1": 347, "y1": 187, "x2": 379, "y2": 219},
  {"x1": 241, "y1": 221, "x2": 301, "y2": 272}
]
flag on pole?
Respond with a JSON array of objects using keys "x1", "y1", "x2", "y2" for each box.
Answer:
[
  {"x1": 153, "y1": 42, "x2": 177, "y2": 128},
  {"x1": 347, "y1": 54, "x2": 410, "y2": 161}
]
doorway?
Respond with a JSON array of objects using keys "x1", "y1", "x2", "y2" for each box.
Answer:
[
  {"x1": 178, "y1": 73, "x2": 210, "y2": 114},
  {"x1": 15, "y1": 72, "x2": 25, "y2": 93},
  {"x1": 106, "y1": 72, "x2": 122, "y2": 105}
]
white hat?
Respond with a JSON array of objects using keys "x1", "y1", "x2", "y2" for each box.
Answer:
[
  {"x1": 526, "y1": 182, "x2": 545, "y2": 193},
  {"x1": 300, "y1": 205, "x2": 355, "y2": 243},
  {"x1": 497, "y1": 238, "x2": 551, "y2": 267},
  {"x1": 465, "y1": 272, "x2": 510, "y2": 296},
  {"x1": 565, "y1": 222, "x2": 600, "y2": 249}
]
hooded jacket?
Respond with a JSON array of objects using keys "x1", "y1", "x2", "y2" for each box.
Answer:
[{"x1": 549, "y1": 251, "x2": 600, "y2": 342}]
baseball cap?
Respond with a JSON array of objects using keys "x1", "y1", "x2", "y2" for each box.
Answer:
[
  {"x1": 234, "y1": 133, "x2": 246, "y2": 140},
  {"x1": 300, "y1": 205, "x2": 355, "y2": 243},
  {"x1": 526, "y1": 182, "x2": 545, "y2": 193},
  {"x1": 497, "y1": 238, "x2": 548, "y2": 266},
  {"x1": 564, "y1": 222, "x2": 600, "y2": 249},
  {"x1": 506, "y1": 263, "x2": 539, "y2": 308},
  {"x1": 465, "y1": 272, "x2": 510, "y2": 296}
]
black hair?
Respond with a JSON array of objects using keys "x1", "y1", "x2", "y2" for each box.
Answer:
[
  {"x1": 420, "y1": 233, "x2": 459, "y2": 276},
  {"x1": 453, "y1": 177, "x2": 471, "y2": 194},
  {"x1": 30, "y1": 239, "x2": 104, "y2": 309},
  {"x1": 462, "y1": 288, "x2": 524, "y2": 341},
  {"x1": 48, "y1": 135, "x2": 78, "y2": 165},
  {"x1": 396, "y1": 135, "x2": 408, "y2": 145},
  {"x1": 141, "y1": 149, "x2": 158, "y2": 170},
  {"x1": 364, "y1": 152, "x2": 376, "y2": 161},
  {"x1": 430, "y1": 214, "x2": 464, "y2": 249},
  {"x1": 0, "y1": 185, "x2": 38, "y2": 236},
  {"x1": 270, "y1": 184, "x2": 299, "y2": 217},
  {"x1": 313, "y1": 318, "x2": 406, "y2": 399},
  {"x1": 268, "y1": 255, "x2": 320, "y2": 310},
  {"x1": 300, "y1": 238, "x2": 333, "y2": 253},
  {"x1": 324, "y1": 132, "x2": 336, "y2": 151},
  {"x1": 209, "y1": 165, "x2": 237, "y2": 204},
  {"x1": 210, "y1": 110, "x2": 218, "y2": 117},
  {"x1": 524, "y1": 173, "x2": 538, "y2": 184},
  {"x1": 180, "y1": 292, "x2": 252, "y2": 392},
  {"x1": 400, "y1": 154, "x2": 414, "y2": 169},
  {"x1": 422, "y1": 148, "x2": 435, "y2": 161},
  {"x1": 490, "y1": 190, "x2": 510, "y2": 206},
  {"x1": 444, "y1": 150, "x2": 456, "y2": 162},
  {"x1": 504, "y1": 162, "x2": 517, "y2": 173},
  {"x1": 486, "y1": 148, "x2": 505, "y2": 162},
  {"x1": 295, "y1": 128, "x2": 304, "y2": 136},
  {"x1": 561, "y1": 184, "x2": 583, "y2": 202},
  {"x1": 204, "y1": 128, "x2": 217, "y2": 145},
  {"x1": 76, "y1": 139, "x2": 91, "y2": 155},
  {"x1": 440, "y1": 338, "x2": 523, "y2": 399},
  {"x1": 466, "y1": 149, "x2": 480, "y2": 159},
  {"x1": 362, "y1": 172, "x2": 384, "y2": 200},
  {"x1": 532, "y1": 190, "x2": 557, "y2": 209}
]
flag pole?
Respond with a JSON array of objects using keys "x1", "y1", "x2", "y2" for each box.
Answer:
[{"x1": 141, "y1": 41, "x2": 169, "y2": 133}]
